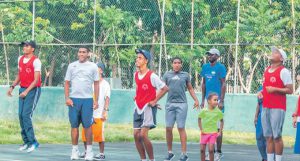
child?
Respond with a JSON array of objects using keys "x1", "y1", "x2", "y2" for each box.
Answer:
[
  {"x1": 292, "y1": 95, "x2": 300, "y2": 154},
  {"x1": 81, "y1": 62, "x2": 111, "y2": 160},
  {"x1": 254, "y1": 86, "x2": 267, "y2": 161},
  {"x1": 198, "y1": 93, "x2": 224, "y2": 161}
]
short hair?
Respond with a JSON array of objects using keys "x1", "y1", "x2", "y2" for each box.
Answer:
[
  {"x1": 79, "y1": 46, "x2": 90, "y2": 53},
  {"x1": 171, "y1": 56, "x2": 182, "y2": 63},
  {"x1": 207, "y1": 92, "x2": 218, "y2": 101}
]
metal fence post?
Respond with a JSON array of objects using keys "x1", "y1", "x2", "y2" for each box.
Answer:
[
  {"x1": 233, "y1": 0, "x2": 241, "y2": 93},
  {"x1": 158, "y1": 0, "x2": 166, "y2": 78}
]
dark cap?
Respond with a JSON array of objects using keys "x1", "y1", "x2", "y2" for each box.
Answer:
[
  {"x1": 20, "y1": 40, "x2": 37, "y2": 49},
  {"x1": 97, "y1": 62, "x2": 105, "y2": 71},
  {"x1": 135, "y1": 49, "x2": 151, "y2": 63}
]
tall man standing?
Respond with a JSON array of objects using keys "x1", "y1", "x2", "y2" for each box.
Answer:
[
  {"x1": 163, "y1": 57, "x2": 199, "y2": 161},
  {"x1": 133, "y1": 49, "x2": 168, "y2": 161},
  {"x1": 259, "y1": 47, "x2": 293, "y2": 161},
  {"x1": 64, "y1": 47, "x2": 100, "y2": 161},
  {"x1": 200, "y1": 48, "x2": 226, "y2": 160},
  {"x1": 7, "y1": 40, "x2": 42, "y2": 153}
]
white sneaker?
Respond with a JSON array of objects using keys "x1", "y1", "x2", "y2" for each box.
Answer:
[
  {"x1": 71, "y1": 148, "x2": 80, "y2": 160},
  {"x1": 205, "y1": 152, "x2": 210, "y2": 161},
  {"x1": 26, "y1": 142, "x2": 39, "y2": 153},
  {"x1": 19, "y1": 144, "x2": 29, "y2": 151},
  {"x1": 85, "y1": 151, "x2": 94, "y2": 161},
  {"x1": 79, "y1": 152, "x2": 86, "y2": 159},
  {"x1": 214, "y1": 152, "x2": 224, "y2": 161}
]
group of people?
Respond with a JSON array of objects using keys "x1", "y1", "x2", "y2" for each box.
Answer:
[{"x1": 6, "y1": 40, "x2": 300, "y2": 161}]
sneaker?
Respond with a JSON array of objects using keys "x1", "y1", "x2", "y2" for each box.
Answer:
[
  {"x1": 94, "y1": 153, "x2": 105, "y2": 160},
  {"x1": 19, "y1": 144, "x2": 29, "y2": 151},
  {"x1": 79, "y1": 152, "x2": 86, "y2": 159},
  {"x1": 71, "y1": 148, "x2": 80, "y2": 160},
  {"x1": 214, "y1": 152, "x2": 224, "y2": 161},
  {"x1": 85, "y1": 151, "x2": 94, "y2": 161},
  {"x1": 164, "y1": 152, "x2": 175, "y2": 161},
  {"x1": 178, "y1": 154, "x2": 189, "y2": 161},
  {"x1": 26, "y1": 142, "x2": 39, "y2": 153}
]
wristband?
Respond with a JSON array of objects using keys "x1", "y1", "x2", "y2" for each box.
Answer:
[{"x1": 10, "y1": 85, "x2": 15, "y2": 89}]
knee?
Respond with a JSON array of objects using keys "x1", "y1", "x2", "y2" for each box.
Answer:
[
  {"x1": 177, "y1": 128, "x2": 185, "y2": 132},
  {"x1": 166, "y1": 128, "x2": 173, "y2": 133},
  {"x1": 200, "y1": 149, "x2": 205, "y2": 154},
  {"x1": 208, "y1": 149, "x2": 214, "y2": 154},
  {"x1": 140, "y1": 132, "x2": 148, "y2": 141},
  {"x1": 134, "y1": 131, "x2": 140, "y2": 140}
]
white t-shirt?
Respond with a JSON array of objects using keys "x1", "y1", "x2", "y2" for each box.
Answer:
[
  {"x1": 134, "y1": 71, "x2": 166, "y2": 113},
  {"x1": 18, "y1": 56, "x2": 42, "y2": 72},
  {"x1": 93, "y1": 79, "x2": 111, "y2": 118},
  {"x1": 267, "y1": 68, "x2": 292, "y2": 85},
  {"x1": 65, "y1": 61, "x2": 100, "y2": 98}
]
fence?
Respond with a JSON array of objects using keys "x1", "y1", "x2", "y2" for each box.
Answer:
[{"x1": 0, "y1": 0, "x2": 300, "y2": 93}]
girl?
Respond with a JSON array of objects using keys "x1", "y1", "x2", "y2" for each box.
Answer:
[{"x1": 198, "y1": 93, "x2": 224, "y2": 161}]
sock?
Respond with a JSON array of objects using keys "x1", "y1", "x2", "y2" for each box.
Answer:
[
  {"x1": 149, "y1": 159, "x2": 155, "y2": 161},
  {"x1": 86, "y1": 145, "x2": 93, "y2": 152},
  {"x1": 275, "y1": 155, "x2": 282, "y2": 161},
  {"x1": 168, "y1": 151, "x2": 173, "y2": 154},
  {"x1": 141, "y1": 159, "x2": 147, "y2": 161},
  {"x1": 72, "y1": 145, "x2": 78, "y2": 150},
  {"x1": 182, "y1": 152, "x2": 187, "y2": 156},
  {"x1": 267, "y1": 153, "x2": 275, "y2": 161}
]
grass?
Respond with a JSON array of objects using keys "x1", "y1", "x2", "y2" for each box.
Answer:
[{"x1": 0, "y1": 120, "x2": 295, "y2": 147}]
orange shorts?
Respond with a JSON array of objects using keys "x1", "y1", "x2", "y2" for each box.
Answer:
[{"x1": 82, "y1": 118, "x2": 105, "y2": 142}]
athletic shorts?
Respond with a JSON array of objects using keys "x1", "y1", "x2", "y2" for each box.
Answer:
[
  {"x1": 261, "y1": 108, "x2": 285, "y2": 139},
  {"x1": 133, "y1": 105, "x2": 157, "y2": 129},
  {"x1": 165, "y1": 102, "x2": 188, "y2": 128},
  {"x1": 68, "y1": 98, "x2": 93, "y2": 128},
  {"x1": 200, "y1": 133, "x2": 218, "y2": 144},
  {"x1": 82, "y1": 118, "x2": 105, "y2": 142}
]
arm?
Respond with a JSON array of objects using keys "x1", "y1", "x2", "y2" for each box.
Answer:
[
  {"x1": 19, "y1": 71, "x2": 40, "y2": 98},
  {"x1": 149, "y1": 85, "x2": 168, "y2": 107},
  {"x1": 219, "y1": 119, "x2": 224, "y2": 135},
  {"x1": 64, "y1": 80, "x2": 73, "y2": 107},
  {"x1": 254, "y1": 103, "x2": 260, "y2": 127},
  {"x1": 93, "y1": 81, "x2": 100, "y2": 109},
  {"x1": 201, "y1": 78, "x2": 206, "y2": 108},
  {"x1": 101, "y1": 96, "x2": 110, "y2": 121},
  {"x1": 187, "y1": 82, "x2": 199, "y2": 109},
  {"x1": 7, "y1": 75, "x2": 20, "y2": 97},
  {"x1": 219, "y1": 78, "x2": 226, "y2": 104},
  {"x1": 266, "y1": 84, "x2": 293, "y2": 95},
  {"x1": 198, "y1": 118, "x2": 203, "y2": 131}
]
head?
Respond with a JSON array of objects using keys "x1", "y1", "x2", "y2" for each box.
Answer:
[
  {"x1": 20, "y1": 41, "x2": 36, "y2": 55},
  {"x1": 206, "y1": 48, "x2": 220, "y2": 64},
  {"x1": 97, "y1": 62, "x2": 105, "y2": 78},
  {"x1": 207, "y1": 93, "x2": 219, "y2": 109},
  {"x1": 78, "y1": 47, "x2": 90, "y2": 63},
  {"x1": 270, "y1": 46, "x2": 286, "y2": 64},
  {"x1": 135, "y1": 49, "x2": 151, "y2": 69},
  {"x1": 171, "y1": 57, "x2": 183, "y2": 72}
]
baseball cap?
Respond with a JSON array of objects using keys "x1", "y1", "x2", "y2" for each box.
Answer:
[
  {"x1": 20, "y1": 40, "x2": 37, "y2": 49},
  {"x1": 97, "y1": 62, "x2": 105, "y2": 71},
  {"x1": 271, "y1": 46, "x2": 287, "y2": 62},
  {"x1": 135, "y1": 49, "x2": 151, "y2": 63},
  {"x1": 206, "y1": 48, "x2": 220, "y2": 56}
]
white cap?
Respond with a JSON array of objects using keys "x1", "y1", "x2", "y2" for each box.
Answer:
[
  {"x1": 271, "y1": 46, "x2": 287, "y2": 62},
  {"x1": 206, "y1": 48, "x2": 220, "y2": 56}
]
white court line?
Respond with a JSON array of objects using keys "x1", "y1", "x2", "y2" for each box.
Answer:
[{"x1": 0, "y1": 159, "x2": 24, "y2": 161}]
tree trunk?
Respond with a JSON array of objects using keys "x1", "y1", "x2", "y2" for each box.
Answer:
[
  {"x1": 150, "y1": 30, "x2": 158, "y2": 71},
  {"x1": 48, "y1": 55, "x2": 56, "y2": 86},
  {"x1": 1, "y1": 21, "x2": 9, "y2": 85}
]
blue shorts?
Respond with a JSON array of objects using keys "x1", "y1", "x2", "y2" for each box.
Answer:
[
  {"x1": 68, "y1": 98, "x2": 93, "y2": 128},
  {"x1": 295, "y1": 122, "x2": 300, "y2": 154}
]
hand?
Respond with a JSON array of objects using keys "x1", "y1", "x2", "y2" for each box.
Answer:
[
  {"x1": 254, "y1": 117, "x2": 258, "y2": 127},
  {"x1": 7, "y1": 88, "x2": 13, "y2": 97},
  {"x1": 218, "y1": 101, "x2": 224, "y2": 110},
  {"x1": 218, "y1": 131, "x2": 222, "y2": 136},
  {"x1": 266, "y1": 86, "x2": 276, "y2": 94},
  {"x1": 19, "y1": 91, "x2": 28, "y2": 98},
  {"x1": 200, "y1": 102, "x2": 205, "y2": 109},
  {"x1": 101, "y1": 111, "x2": 107, "y2": 121},
  {"x1": 93, "y1": 101, "x2": 99, "y2": 110},
  {"x1": 148, "y1": 100, "x2": 157, "y2": 108},
  {"x1": 193, "y1": 100, "x2": 199, "y2": 110},
  {"x1": 66, "y1": 98, "x2": 74, "y2": 107},
  {"x1": 293, "y1": 117, "x2": 297, "y2": 128},
  {"x1": 257, "y1": 92, "x2": 263, "y2": 99}
]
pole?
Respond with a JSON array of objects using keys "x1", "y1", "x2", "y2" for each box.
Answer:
[{"x1": 233, "y1": 0, "x2": 241, "y2": 93}]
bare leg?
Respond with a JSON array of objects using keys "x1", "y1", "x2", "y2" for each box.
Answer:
[
  {"x1": 166, "y1": 127, "x2": 173, "y2": 152},
  {"x1": 208, "y1": 144, "x2": 214, "y2": 161},
  {"x1": 178, "y1": 128, "x2": 187, "y2": 154},
  {"x1": 71, "y1": 128, "x2": 79, "y2": 145},
  {"x1": 274, "y1": 137, "x2": 284, "y2": 155},
  {"x1": 200, "y1": 144, "x2": 206, "y2": 161},
  {"x1": 84, "y1": 127, "x2": 93, "y2": 145},
  {"x1": 141, "y1": 128, "x2": 154, "y2": 160},
  {"x1": 99, "y1": 142, "x2": 104, "y2": 153},
  {"x1": 216, "y1": 130, "x2": 223, "y2": 153},
  {"x1": 134, "y1": 129, "x2": 146, "y2": 160}
]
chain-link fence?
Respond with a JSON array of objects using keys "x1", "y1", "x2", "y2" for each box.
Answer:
[{"x1": 0, "y1": 0, "x2": 300, "y2": 94}]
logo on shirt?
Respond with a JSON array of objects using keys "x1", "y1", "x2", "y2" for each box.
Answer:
[
  {"x1": 142, "y1": 84, "x2": 148, "y2": 90},
  {"x1": 25, "y1": 68, "x2": 32, "y2": 73},
  {"x1": 270, "y1": 77, "x2": 276, "y2": 83},
  {"x1": 211, "y1": 71, "x2": 216, "y2": 75},
  {"x1": 171, "y1": 75, "x2": 180, "y2": 80}
]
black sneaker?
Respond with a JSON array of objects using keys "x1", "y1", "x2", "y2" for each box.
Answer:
[
  {"x1": 178, "y1": 154, "x2": 189, "y2": 161},
  {"x1": 164, "y1": 152, "x2": 175, "y2": 161},
  {"x1": 94, "y1": 153, "x2": 105, "y2": 161}
]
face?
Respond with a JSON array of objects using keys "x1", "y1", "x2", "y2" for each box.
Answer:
[
  {"x1": 135, "y1": 53, "x2": 148, "y2": 68},
  {"x1": 23, "y1": 44, "x2": 34, "y2": 55},
  {"x1": 98, "y1": 68, "x2": 103, "y2": 77},
  {"x1": 208, "y1": 95, "x2": 219, "y2": 108},
  {"x1": 270, "y1": 50, "x2": 283, "y2": 63},
  {"x1": 207, "y1": 53, "x2": 219, "y2": 63},
  {"x1": 78, "y1": 48, "x2": 89, "y2": 62},
  {"x1": 172, "y1": 59, "x2": 182, "y2": 72}
]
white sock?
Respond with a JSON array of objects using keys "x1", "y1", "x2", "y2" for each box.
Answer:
[
  {"x1": 267, "y1": 153, "x2": 274, "y2": 161},
  {"x1": 72, "y1": 145, "x2": 78, "y2": 150},
  {"x1": 149, "y1": 159, "x2": 155, "y2": 161},
  {"x1": 275, "y1": 155, "x2": 282, "y2": 161},
  {"x1": 141, "y1": 159, "x2": 147, "y2": 161},
  {"x1": 86, "y1": 145, "x2": 93, "y2": 152},
  {"x1": 168, "y1": 151, "x2": 173, "y2": 154}
]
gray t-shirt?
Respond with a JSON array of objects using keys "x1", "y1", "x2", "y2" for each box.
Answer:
[
  {"x1": 163, "y1": 71, "x2": 191, "y2": 103},
  {"x1": 65, "y1": 61, "x2": 100, "y2": 98}
]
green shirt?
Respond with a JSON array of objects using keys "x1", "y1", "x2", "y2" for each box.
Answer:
[{"x1": 198, "y1": 107, "x2": 223, "y2": 133}]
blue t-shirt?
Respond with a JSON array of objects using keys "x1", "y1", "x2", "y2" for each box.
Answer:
[{"x1": 200, "y1": 62, "x2": 226, "y2": 98}]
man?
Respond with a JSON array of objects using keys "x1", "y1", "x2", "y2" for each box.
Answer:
[
  {"x1": 200, "y1": 48, "x2": 226, "y2": 160},
  {"x1": 258, "y1": 46, "x2": 293, "y2": 161},
  {"x1": 81, "y1": 62, "x2": 111, "y2": 160},
  {"x1": 64, "y1": 47, "x2": 100, "y2": 161},
  {"x1": 133, "y1": 49, "x2": 168, "y2": 161},
  {"x1": 7, "y1": 40, "x2": 42, "y2": 153},
  {"x1": 162, "y1": 57, "x2": 199, "y2": 161}
]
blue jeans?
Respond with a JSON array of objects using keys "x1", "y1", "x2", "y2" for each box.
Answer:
[
  {"x1": 256, "y1": 113, "x2": 267, "y2": 160},
  {"x1": 294, "y1": 122, "x2": 300, "y2": 154},
  {"x1": 19, "y1": 87, "x2": 41, "y2": 145}
]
